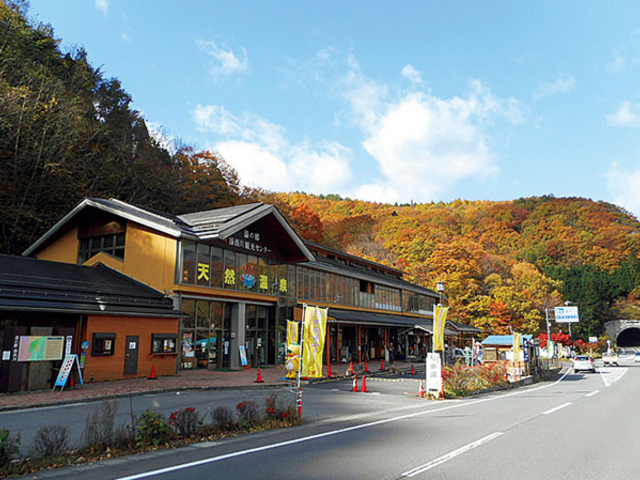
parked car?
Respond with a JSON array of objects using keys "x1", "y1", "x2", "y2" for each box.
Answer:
[
  {"x1": 602, "y1": 352, "x2": 619, "y2": 366},
  {"x1": 572, "y1": 355, "x2": 596, "y2": 373},
  {"x1": 634, "y1": 352, "x2": 640, "y2": 363}
]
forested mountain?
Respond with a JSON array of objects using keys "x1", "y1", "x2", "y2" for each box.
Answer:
[
  {"x1": 0, "y1": 1, "x2": 243, "y2": 255},
  {"x1": 3, "y1": 1, "x2": 640, "y2": 340},
  {"x1": 271, "y1": 193, "x2": 640, "y2": 339}
]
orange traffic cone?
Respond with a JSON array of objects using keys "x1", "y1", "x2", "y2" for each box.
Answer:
[
  {"x1": 364, "y1": 360, "x2": 370, "y2": 373},
  {"x1": 411, "y1": 364, "x2": 415, "y2": 375},
  {"x1": 327, "y1": 363, "x2": 333, "y2": 379},
  {"x1": 347, "y1": 362, "x2": 354, "y2": 376},
  {"x1": 360, "y1": 375, "x2": 367, "y2": 393},
  {"x1": 418, "y1": 379, "x2": 425, "y2": 398},
  {"x1": 254, "y1": 367, "x2": 264, "y2": 383},
  {"x1": 149, "y1": 364, "x2": 157, "y2": 380},
  {"x1": 380, "y1": 359, "x2": 385, "y2": 371},
  {"x1": 352, "y1": 374, "x2": 358, "y2": 392}
]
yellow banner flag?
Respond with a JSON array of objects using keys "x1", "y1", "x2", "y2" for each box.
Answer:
[
  {"x1": 301, "y1": 306, "x2": 328, "y2": 378},
  {"x1": 287, "y1": 320, "x2": 299, "y2": 347},
  {"x1": 513, "y1": 332, "x2": 521, "y2": 361},
  {"x1": 433, "y1": 306, "x2": 448, "y2": 351}
]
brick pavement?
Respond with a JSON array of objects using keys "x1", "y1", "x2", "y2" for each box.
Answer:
[{"x1": 0, "y1": 359, "x2": 412, "y2": 411}]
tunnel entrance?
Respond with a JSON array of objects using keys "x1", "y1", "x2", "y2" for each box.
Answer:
[{"x1": 616, "y1": 328, "x2": 640, "y2": 347}]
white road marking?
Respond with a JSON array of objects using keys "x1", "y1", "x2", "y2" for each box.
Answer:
[
  {"x1": 542, "y1": 402, "x2": 572, "y2": 415},
  {"x1": 401, "y1": 432, "x2": 504, "y2": 477},
  {"x1": 613, "y1": 369, "x2": 628, "y2": 383},
  {"x1": 586, "y1": 390, "x2": 600, "y2": 397},
  {"x1": 113, "y1": 368, "x2": 574, "y2": 480},
  {"x1": 599, "y1": 367, "x2": 628, "y2": 387}
]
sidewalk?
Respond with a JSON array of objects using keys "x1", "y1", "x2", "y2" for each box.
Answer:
[{"x1": 0, "y1": 359, "x2": 415, "y2": 412}]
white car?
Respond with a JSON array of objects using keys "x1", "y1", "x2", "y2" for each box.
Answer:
[
  {"x1": 573, "y1": 355, "x2": 596, "y2": 373},
  {"x1": 634, "y1": 352, "x2": 640, "y2": 363},
  {"x1": 602, "y1": 352, "x2": 619, "y2": 366}
]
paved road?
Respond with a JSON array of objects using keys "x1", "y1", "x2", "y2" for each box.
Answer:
[
  {"x1": 4, "y1": 371, "x2": 424, "y2": 453},
  {"x1": 18, "y1": 358, "x2": 639, "y2": 479}
]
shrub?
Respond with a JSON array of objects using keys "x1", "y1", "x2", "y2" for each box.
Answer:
[
  {"x1": 0, "y1": 429, "x2": 20, "y2": 470},
  {"x1": 443, "y1": 361, "x2": 509, "y2": 397},
  {"x1": 169, "y1": 407, "x2": 200, "y2": 437},
  {"x1": 236, "y1": 401, "x2": 263, "y2": 427},
  {"x1": 32, "y1": 426, "x2": 69, "y2": 459},
  {"x1": 210, "y1": 406, "x2": 236, "y2": 432},
  {"x1": 134, "y1": 409, "x2": 175, "y2": 447},
  {"x1": 114, "y1": 424, "x2": 135, "y2": 449},
  {"x1": 265, "y1": 393, "x2": 296, "y2": 421},
  {"x1": 84, "y1": 400, "x2": 118, "y2": 451}
]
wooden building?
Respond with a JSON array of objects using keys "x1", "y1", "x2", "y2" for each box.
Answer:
[
  {"x1": 22, "y1": 198, "x2": 478, "y2": 375},
  {"x1": 0, "y1": 254, "x2": 182, "y2": 392}
]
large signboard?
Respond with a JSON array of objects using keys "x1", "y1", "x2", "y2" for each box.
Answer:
[
  {"x1": 17, "y1": 336, "x2": 64, "y2": 362},
  {"x1": 554, "y1": 306, "x2": 579, "y2": 323}
]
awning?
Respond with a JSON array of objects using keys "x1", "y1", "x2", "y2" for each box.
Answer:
[
  {"x1": 328, "y1": 308, "x2": 430, "y2": 328},
  {"x1": 447, "y1": 320, "x2": 481, "y2": 334},
  {"x1": 407, "y1": 324, "x2": 457, "y2": 336}
]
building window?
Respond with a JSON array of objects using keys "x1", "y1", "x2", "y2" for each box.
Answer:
[
  {"x1": 78, "y1": 233, "x2": 125, "y2": 263},
  {"x1": 151, "y1": 334, "x2": 178, "y2": 354},
  {"x1": 92, "y1": 333, "x2": 116, "y2": 356}
]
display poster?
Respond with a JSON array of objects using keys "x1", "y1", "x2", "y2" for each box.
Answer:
[
  {"x1": 18, "y1": 336, "x2": 64, "y2": 362},
  {"x1": 182, "y1": 333, "x2": 194, "y2": 358},
  {"x1": 239, "y1": 345, "x2": 248, "y2": 366}
]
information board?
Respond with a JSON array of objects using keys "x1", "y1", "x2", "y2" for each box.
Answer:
[{"x1": 18, "y1": 336, "x2": 64, "y2": 362}]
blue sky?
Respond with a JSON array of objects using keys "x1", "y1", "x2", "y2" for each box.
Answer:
[{"x1": 28, "y1": 1, "x2": 640, "y2": 216}]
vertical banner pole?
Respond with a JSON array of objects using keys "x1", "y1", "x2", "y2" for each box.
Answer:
[{"x1": 296, "y1": 304, "x2": 306, "y2": 419}]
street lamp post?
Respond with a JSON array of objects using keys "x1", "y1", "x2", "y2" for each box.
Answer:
[{"x1": 436, "y1": 281, "x2": 445, "y2": 307}]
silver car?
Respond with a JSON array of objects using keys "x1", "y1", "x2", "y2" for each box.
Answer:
[{"x1": 573, "y1": 355, "x2": 596, "y2": 373}]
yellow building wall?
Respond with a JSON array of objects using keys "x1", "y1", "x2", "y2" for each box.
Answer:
[
  {"x1": 83, "y1": 251, "x2": 124, "y2": 271},
  {"x1": 35, "y1": 227, "x2": 79, "y2": 264},
  {"x1": 124, "y1": 223, "x2": 177, "y2": 293}
]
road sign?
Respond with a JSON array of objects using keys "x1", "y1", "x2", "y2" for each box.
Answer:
[{"x1": 554, "y1": 306, "x2": 579, "y2": 323}]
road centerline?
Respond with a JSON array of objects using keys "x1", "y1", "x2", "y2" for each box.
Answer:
[{"x1": 542, "y1": 402, "x2": 572, "y2": 415}]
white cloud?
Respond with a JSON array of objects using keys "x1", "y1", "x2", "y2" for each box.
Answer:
[
  {"x1": 121, "y1": 33, "x2": 132, "y2": 43},
  {"x1": 192, "y1": 105, "x2": 352, "y2": 193},
  {"x1": 341, "y1": 71, "x2": 523, "y2": 203},
  {"x1": 95, "y1": 0, "x2": 108, "y2": 15},
  {"x1": 401, "y1": 64, "x2": 424, "y2": 85},
  {"x1": 607, "y1": 162, "x2": 640, "y2": 218},
  {"x1": 196, "y1": 40, "x2": 249, "y2": 81},
  {"x1": 147, "y1": 121, "x2": 177, "y2": 155},
  {"x1": 606, "y1": 101, "x2": 640, "y2": 127},
  {"x1": 533, "y1": 74, "x2": 576, "y2": 100}
]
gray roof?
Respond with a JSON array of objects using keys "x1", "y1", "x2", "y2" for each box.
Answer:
[
  {"x1": 328, "y1": 308, "x2": 456, "y2": 334},
  {"x1": 0, "y1": 254, "x2": 183, "y2": 318},
  {"x1": 305, "y1": 255, "x2": 439, "y2": 298},
  {"x1": 24, "y1": 198, "x2": 314, "y2": 261}
]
